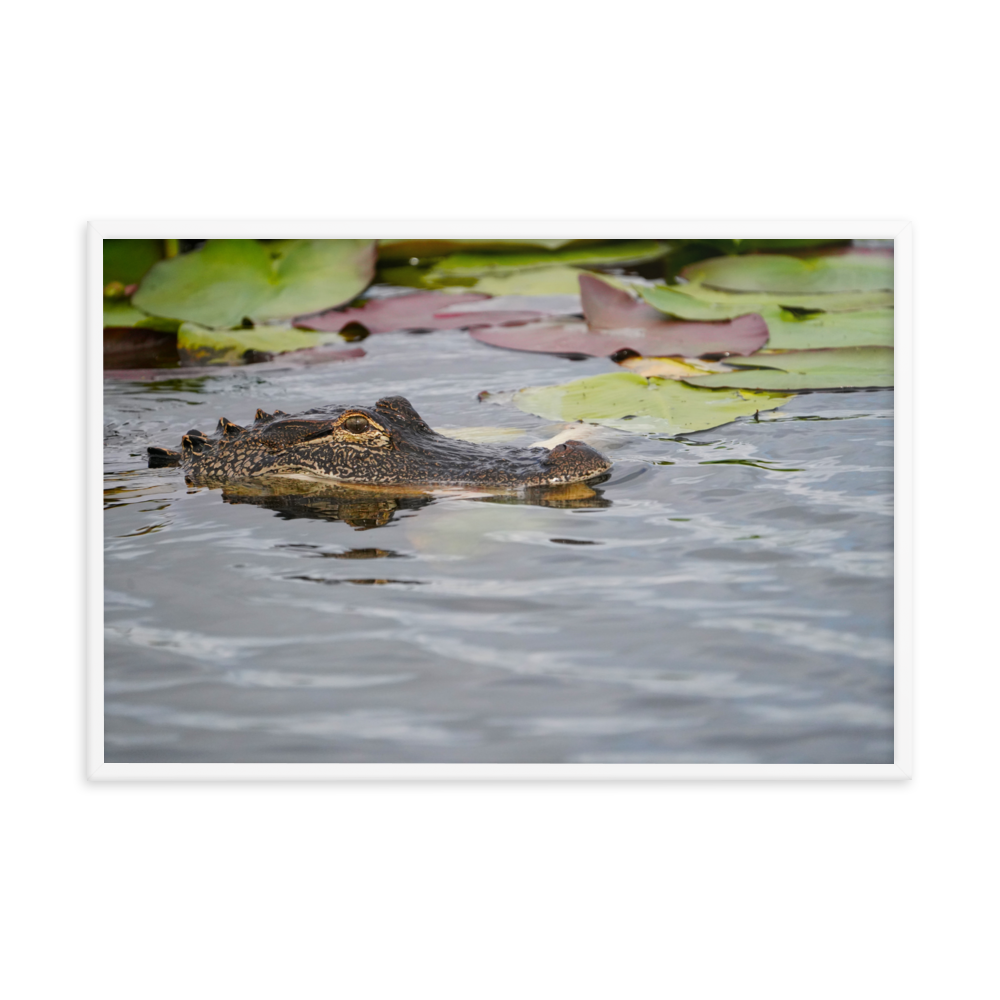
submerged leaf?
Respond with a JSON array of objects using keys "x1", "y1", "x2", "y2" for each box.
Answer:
[
  {"x1": 296, "y1": 291, "x2": 490, "y2": 333},
  {"x1": 682, "y1": 251, "x2": 893, "y2": 294},
  {"x1": 433, "y1": 426, "x2": 528, "y2": 443},
  {"x1": 466, "y1": 294, "x2": 581, "y2": 314},
  {"x1": 501, "y1": 371, "x2": 791, "y2": 435},
  {"x1": 683, "y1": 346, "x2": 893, "y2": 391},
  {"x1": 133, "y1": 239, "x2": 376, "y2": 328},
  {"x1": 470, "y1": 314, "x2": 769, "y2": 359}
]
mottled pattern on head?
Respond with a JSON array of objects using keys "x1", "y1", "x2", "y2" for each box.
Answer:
[{"x1": 148, "y1": 395, "x2": 612, "y2": 488}]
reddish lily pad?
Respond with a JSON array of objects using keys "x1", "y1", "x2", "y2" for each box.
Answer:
[
  {"x1": 431, "y1": 295, "x2": 579, "y2": 328},
  {"x1": 577, "y1": 272, "x2": 768, "y2": 355},
  {"x1": 296, "y1": 291, "x2": 491, "y2": 334},
  {"x1": 470, "y1": 312, "x2": 769, "y2": 359}
]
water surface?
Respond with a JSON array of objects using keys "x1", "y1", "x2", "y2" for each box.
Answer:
[{"x1": 104, "y1": 329, "x2": 893, "y2": 763}]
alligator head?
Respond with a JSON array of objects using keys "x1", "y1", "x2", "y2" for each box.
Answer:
[{"x1": 148, "y1": 395, "x2": 612, "y2": 489}]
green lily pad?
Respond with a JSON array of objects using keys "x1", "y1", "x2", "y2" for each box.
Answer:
[
  {"x1": 133, "y1": 239, "x2": 376, "y2": 329},
  {"x1": 683, "y1": 346, "x2": 893, "y2": 391},
  {"x1": 382, "y1": 262, "x2": 591, "y2": 295},
  {"x1": 636, "y1": 284, "x2": 755, "y2": 321},
  {"x1": 764, "y1": 309, "x2": 893, "y2": 349},
  {"x1": 104, "y1": 300, "x2": 153, "y2": 328},
  {"x1": 682, "y1": 252, "x2": 893, "y2": 294},
  {"x1": 668, "y1": 280, "x2": 895, "y2": 314},
  {"x1": 500, "y1": 371, "x2": 791, "y2": 436},
  {"x1": 378, "y1": 239, "x2": 601, "y2": 261},
  {"x1": 430, "y1": 240, "x2": 669, "y2": 276},
  {"x1": 176, "y1": 322, "x2": 345, "y2": 365},
  {"x1": 637, "y1": 283, "x2": 895, "y2": 329},
  {"x1": 694, "y1": 239, "x2": 851, "y2": 255},
  {"x1": 103, "y1": 300, "x2": 182, "y2": 334},
  {"x1": 468, "y1": 265, "x2": 588, "y2": 296}
]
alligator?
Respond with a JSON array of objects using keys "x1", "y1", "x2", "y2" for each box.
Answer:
[{"x1": 147, "y1": 395, "x2": 612, "y2": 489}]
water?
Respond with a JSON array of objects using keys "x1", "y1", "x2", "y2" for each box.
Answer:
[{"x1": 104, "y1": 330, "x2": 894, "y2": 763}]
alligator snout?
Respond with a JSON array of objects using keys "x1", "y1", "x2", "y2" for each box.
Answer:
[{"x1": 542, "y1": 439, "x2": 612, "y2": 485}]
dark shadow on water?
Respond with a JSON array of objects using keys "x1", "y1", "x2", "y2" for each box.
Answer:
[
  {"x1": 476, "y1": 480, "x2": 612, "y2": 510},
  {"x1": 210, "y1": 476, "x2": 613, "y2": 528},
  {"x1": 274, "y1": 544, "x2": 409, "y2": 559},
  {"x1": 218, "y1": 479, "x2": 436, "y2": 530}
]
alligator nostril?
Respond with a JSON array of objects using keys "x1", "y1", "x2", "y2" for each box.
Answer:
[{"x1": 550, "y1": 440, "x2": 588, "y2": 456}]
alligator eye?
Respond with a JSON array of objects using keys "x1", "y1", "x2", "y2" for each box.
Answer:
[{"x1": 342, "y1": 415, "x2": 371, "y2": 434}]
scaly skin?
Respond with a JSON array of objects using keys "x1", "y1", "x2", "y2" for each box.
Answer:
[{"x1": 148, "y1": 395, "x2": 612, "y2": 488}]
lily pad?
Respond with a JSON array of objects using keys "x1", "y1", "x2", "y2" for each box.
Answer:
[
  {"x1": 636, "y1": 285, "x2": 893, "y2": 348},
  {"x1": 471, "y1": 311, "x2": 769, "y2": 359},
  {"x1": 682, "y1": 347, "x2": 894, "y2": 391},
  {"x1": 177, "y1": 322, "x2": 346, "y2": 365},
  {"x1": 428, "y1": 240, "x2": 670, "y2": 276},
  {"x1": 674, "y1": 280, "x2": 895, "y2": 314},
  {"x1": 614, "y1": 355, "x2": 734, "y2": 379},
  {"x1": 296, "y1": 291, "x2": 490, "y2": 334},
  {"x1": 378, "y1": 239, "x2": 600, "y2": 261},
  {"x1": 103, "y1": 300, "x2": 154, "y2": 328},
  {"x1": 764, "y1": 309, "x2": 893, "y2": 349},
  {"x1": 466, "y1": 265, "x2": 589, "y2": 296},
  {"x1": 495, "y1": 371, "x2": 791, "y2": 436},
  {"x1": 526, "y1": 272, "x2": 769, "y2": 356},
  {"x1": 103, "y1": 300, "x2": 182, "y2": 334},
  {"x1": 133, "y1": 239, "x2": 376, "y2": 328},
  {"x1": 434, "y1": 426, "x2": 528, "y2": 444},
  {"x1": 682, "y1": 252, "x2": 893, "y2": 294},
  {"x1": 636, "y1": 284, "x2": 756, "y2": 321},
  {"x1": 436, "y1": 294, "x2": 580, "y2": 318}
]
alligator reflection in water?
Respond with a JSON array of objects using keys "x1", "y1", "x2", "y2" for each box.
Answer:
[
  {"x1": 218, "y1": 478, "x2": 432, "y2": 529},
  {"x1": 213, "y1": 476, "x2": 611, "y2": 529},
  {"x1": 480, "y1": 480, "x2": 612, "y2": 510}
]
